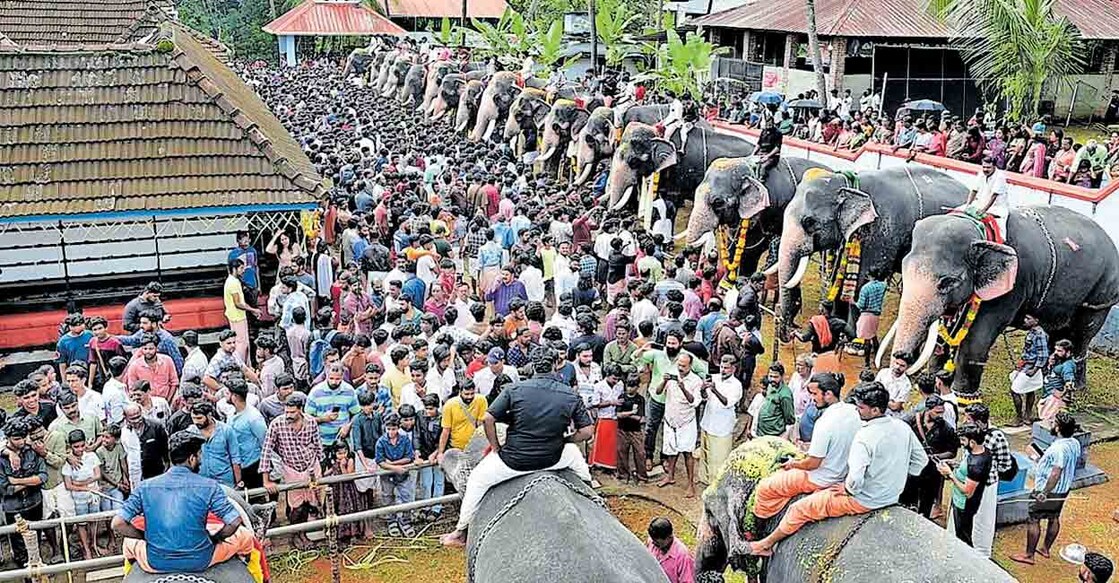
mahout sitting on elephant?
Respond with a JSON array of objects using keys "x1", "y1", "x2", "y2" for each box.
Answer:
[
  {"x1": 696, "y1": 383, "x2": 1015, "y2": 583},
  {"x1": 883, "y1": 205, "x2": 1119, "y2": 398}
]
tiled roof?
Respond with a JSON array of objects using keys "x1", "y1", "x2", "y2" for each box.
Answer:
[
  {"x1": 0, "y1": 0, "x2": 175, "y2": 44},
  {"x1": 382, "y1": 0, "x2": 506, "y2": 19},
  {"x1": 695, "y1": 0, "x2": 1119, "y2": 40},
  {"x1": 0, "y1": 23, "x2": 324, "y2": 219},
  {"x1": 264, "y1": 0, "x2": 406, "y2": 36}
]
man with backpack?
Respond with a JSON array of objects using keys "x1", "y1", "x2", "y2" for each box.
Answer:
[{"x1": 308, "y1": 308, "x2": 340, "y2": 385}]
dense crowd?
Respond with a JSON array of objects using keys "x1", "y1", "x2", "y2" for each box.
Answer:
[
  {"x1": 0, "y1": 50, "x2": 1111, "y2": 583},
  {"x1": 717, "y1": 88, "x2": 1119, "y2": 189}
]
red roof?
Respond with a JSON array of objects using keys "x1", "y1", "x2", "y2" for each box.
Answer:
[
  {"x1": 695, "y1": 0, "x2": 1119, "y2": 40},
  {"x1": 382, "y1": 0, "x2": 506, "y2": 19},
  {"x1": 264, "y1": 0, "x2": 406, "y2": 36}
]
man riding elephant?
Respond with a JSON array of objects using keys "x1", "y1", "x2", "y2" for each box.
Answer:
[
  {"x1": 112, "y1": 431, "x2": 257, "y2": 577},
  {"x1": 774, "y1": 166, "x2": 969, "y2": 345},
  {"x1": 683, "y1": 156, "x2": 831, "y2": 283},
  {"x1": 882, "y1": 205, "x2": 1119, "y2": 399}
]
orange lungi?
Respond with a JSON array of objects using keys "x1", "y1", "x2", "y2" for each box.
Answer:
[
  {"x1": 589, "y1": 418, "x2": 619, "y2": 469},
  {"x1": 775, "y1": 486, "x2": 870, "y2": 537},
  {"x1": 754, "y1": 469, "x2": 824, "y2": 519}
]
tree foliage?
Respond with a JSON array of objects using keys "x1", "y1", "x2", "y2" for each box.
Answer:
[
  {"x1": 595, "y1": 0, "x2": 642, "y2": 67},
  {"x1": 643, "y1": 29, "x2": 727, "y2": 99},
  {"x1": 934, "y1": 0, "x2": 1085, "y2": 120}
]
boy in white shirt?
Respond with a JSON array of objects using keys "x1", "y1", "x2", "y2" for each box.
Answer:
[{"x1": 62, "y1": 429, "x2": 102, "y2": 559}]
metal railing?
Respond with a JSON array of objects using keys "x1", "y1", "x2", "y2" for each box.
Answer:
[{"x1": 0, "y1": 461, "x2": 455, "y2": 582}]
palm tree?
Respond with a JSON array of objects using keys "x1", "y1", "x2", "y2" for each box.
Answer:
[
  {"x1": 932, "y1": 0, "x2": 1085, "y2": 120},
  {"x1": 805, "y1": 0, "x2": 828, "y2": 101}
]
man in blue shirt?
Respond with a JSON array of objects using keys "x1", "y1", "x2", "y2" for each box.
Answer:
[
  {"x1": 189, "y1": 402, "x2": 242, "y2": 488},
  {"x1": 1043, "y1": 339, "x2": 1077, "y2": 399},
  {"x1": 227, "y1": 380, "x2": 267, "y2": 489},
  {"x1": 112, "y1": 431, "x2": 254, "y2": 574},
  {"x1": 118, "y1": 311, "x2": 185, "y2": 374},
  {"x1": 57, "y1": 314, "x2": 93, "y2": 380},
  {"x1": 1010, "y1": 411, "x2": 1082, "y2": 566},
  {"x1": 228, "y1": 230, "x2": 259, "y2": 294},
  {"x1": 375, "y1": 413, "x2": 417, "y2": 537}
]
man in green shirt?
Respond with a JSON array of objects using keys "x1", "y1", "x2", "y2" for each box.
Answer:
[
  {"x1": 755, "y1": 362, "x2": 795, "y2": 438},
  {"x1": 604, "y1": 323, "x2": 639, "y2": 376},
  {"x1": 1070, "y1": 140, "x2": 1108, "y2": 187},
  {"x1": 635, "y1": 331, "x2": 708, "y2": 471}
]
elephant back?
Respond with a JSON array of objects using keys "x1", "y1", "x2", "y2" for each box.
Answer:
[
  {"x1": 467, "y1": 470, "x2": 668, "y2": 583},
  {"x1": 123, "y1": 561, "x2": 256, "y2": 583},
  {"x1": 764, "y1": 507, "x2": 1016, "y2": 583}
]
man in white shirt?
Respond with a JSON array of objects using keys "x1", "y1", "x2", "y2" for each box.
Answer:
[
  {"x1": 746, "y1": 382, "x2": 927, "y2": 556},
  {"x1": 697, "y1": 355, "x2": 743, "y2": 485},
  {"x1": 452, "y1": 282, "x2": 477, "y2": 329},
  {"x1": 963, "y1": 156, "x2": 1010, "y2": 238},
  {"x1": 519, "y1": 261, "x2": 545, "y2": 303},
  {"x1": 102, "y1": 356, "x2": 132, "y2": 425},
  {"x1": 876, "y1": 354, "x2": 913, "y2": 416},
  {"x1": 630, "y1": 286, "x2": 660, "y2": 328},
  {"x1": 472, "y1": 348, "x2": 520, "y2": 398},
  {"x1": 426, "y1": 345, "x2": 457, "y2": 404},
  {"x1": 655, "y1": 353, "x2": 703, "y2": 498},
  {"x1": 181, "y1": 331, "x2": 208, "y2": 384}
]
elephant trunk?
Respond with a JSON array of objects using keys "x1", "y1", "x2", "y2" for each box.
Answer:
[
  {"x1": 429, "y1": 96, "x2": 447, "y2": 120},
  {"x1": 684, "y1": 182, "x2": 719, "y2": 245},
  {"x1": 574, "y1": 162, "x2": 594, "y2": 185},
  {"x1": 455, "y1": 105, "x2": 471, "y2": 133},
  {"x1": 776, "y1": 198, "x2": 813, "y2": 335},
  {"x1": 605, "y1": 155, "x2": 638, "y2": 210},
  {"x1": 573, "y1": 139, "x2": 597, "y2": 185},
  {"x1": 889, "y1": 265, "x2": 947, "y2": 372},
  {"x1": 503, "y1": 114, "x2": 520, "y2": 142},
  {"x1": 470, "y1": 106, "x2": 494, "y2": 142}
]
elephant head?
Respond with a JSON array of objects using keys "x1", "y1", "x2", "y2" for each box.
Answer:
[
  {"x1": 381, "y1": 54, "x2": 412, "y2": 98},
  {"x1": 398, "y1": 63, "x2": 426, "y2": 107},
  {"x1": 604, "y1": 122, "x2": 677, "y2": 210},
  {"x1": 454, "y1": 79, "x2": 486, "y2": 134},
  {"x1": 421, "y1": 61, "x2": 454, "y2": 114},
  {"x1": 502, "y1": 88, "x2": 550, "y2": 153},
  {"x1": 684, "y1": 157, "x2": 773, "y2": 249},
  {"x1": 431, "y1": 73, "x2": 467, "y2": 121},
  {"x1": 884, "y1": 215, "x2": 1018, "y2": 372},
  {"x1": 470, "y1": 71, "x2": 522, "y2": 142},
  {"x1": 572, "y1": 107, "x2": 615, "y2": 185},
  {"x1": 776, "y1": 170, "x2": 879, "y2": 329},
  {"x1": 537, "y1": 99, "x2": 591, "y2": 166}
]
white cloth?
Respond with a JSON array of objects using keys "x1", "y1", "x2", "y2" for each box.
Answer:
[
  {"x1": 663, "y1": 373, "x2": 703, "y2": 428},
  {"x1": 844, "y1": 416, "x2": 928, "y2": 509},
  {"x1": 805, "y1": 402, "x2": 862, "y2": 487},
  {"x1": 426, "y1": 365, "x2": 457, "y2": 404},
  {"x1": 875, "y1": 369, "x2": 912, "y2": 414},
  {"x1": 473, "y1": 365, "x2": 520, "y2": 397},
  {"x1": 971, "y1": 476, "x2": 999, "y2": 558},
  {"x1": 519, "y1": 266, "x2": 546, "y2": 302},
  {"x1": 574, "y1": 363, "x2": 603, "y2": 408},
  {"x1": 399, "y1": 382, "x2": 430, "y2": 411},
  {"x1": 59, "y1": 390, "x2": 105, "y2": 424},
  {"x1": 121, "y1": 425, "x2": 143, "y2": 489},
  {"x1": 43, "y1": 483, "x2": 75, "y2": 518},
  {"x1": 1009, "y1": 369, "x2": 1043, "y2": 395},
  {"x1": 452, "y1": 299, "x2": 476, "y2": 329},
  {"x1": 747, "y1": 393, "x2": 766, "y2": 438},
  {"x1": 102, "y1": 378, "x2": 130, "y2": 425},
  {"x1": 455, "y1": 443, "x2": 590, "y2": 531},
  {"x1": 631, "y1": 299, "x2": 659, "y2": 327},
  {"x1": 417, "y1": 255, "x2": 438, "y2": 288},
  {"x1": 591, "y1": 379, "x2": 623, "y2": 419},
  {"x1": 699, "y1": 374, "x2": 741, "y2": 438},
  {"x1": 969, "y1": 168, "x2": 1010, "y2": 235},
  {"x1": 662, "y1": 419, "x2": 698, "y2": 455},
  {"x1": 182, "y1": 347, "x2": 208, "y2": 385}
]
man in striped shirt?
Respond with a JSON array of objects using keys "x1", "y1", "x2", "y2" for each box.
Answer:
[{"x1": 304, "y1": 363, "x2": 360, "y2": 449}]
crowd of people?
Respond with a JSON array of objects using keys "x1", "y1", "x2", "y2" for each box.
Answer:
[
  {"x1": 0, "y1": 47, "x2": 1112, "y2": 582},
  {"x1": 716, "y1": 88, "x2": 1119, "y2": 189}
]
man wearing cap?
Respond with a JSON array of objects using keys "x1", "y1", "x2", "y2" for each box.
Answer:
[
  {"x1": 112, "y1": 431, "x2": 255, "y2": 574},
  {"x1": 441, "y1": 346, "x2": 594, "y2": 548},
  {"x1": 473, "y1": 347, "x2": 520, "y2": 398}
]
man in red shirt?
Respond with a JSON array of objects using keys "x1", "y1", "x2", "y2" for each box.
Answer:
[{"x1": 481, "y1": 177, "x2": 500, "y2": 218}]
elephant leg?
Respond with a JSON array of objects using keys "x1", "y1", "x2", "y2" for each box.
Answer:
[
  {"x1": 952, "y1": 304, "x2": 1018, "y2": 399},
  {"x1": 696, "y1": 509, "x2": 729, "y2": 578},
  {"x1": 740, "y1": 236, "x2": 767, "y2": 280},
  {"x1": 1054, "y1": 306, "x2": 1112, "y2": 389}
]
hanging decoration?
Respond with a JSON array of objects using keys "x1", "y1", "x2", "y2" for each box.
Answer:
[
  {"x1": 717, "y1": 218, "x2": 751, "y2": 288},
  {"x1": 826, "y1": 236, "x2": 862, "y2": 304},
  {"x1": 936, "y1": 294, "x2": 983, "y2": 373}
]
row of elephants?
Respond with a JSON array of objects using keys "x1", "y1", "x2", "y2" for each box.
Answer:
[{"x1": 364, "y1": 47, "x2": 1119, "y2": 397}]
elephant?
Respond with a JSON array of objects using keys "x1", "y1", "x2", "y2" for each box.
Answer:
[
  {"x1": 373, "y1": 48, "x2": 398, "y2": 90},
  {"x1": 398, "y1": 63, "x2": 426, "y2": 107},
  {"x1": 123, "y1": 487, "x2": 275, "y2": 583},
  {"x1": 536, "y1": 99, "x2": 592, "y2": 174},
  {"x1": 502, "y1": 87, "x2": 550, "y2": 156},
  {"x1": 571, "y1": 106, "x2": 616, "y2": 185},
  {"x1": 470, "y1": 71, "x2": 522, "y2": 142},
  {"x1": 695, "y1": 437, "x2": 1016, "y2": 583},
  {"x1": 421, "y1": 61, "x2": 456, "y2": 114},
  {"x1": 604, "y1": 121, "x2": 754, "y2": 216},
  {"x1": 342, "y1": 47, "x2": 377, "y2": 79},
  {"x1": 430, "y1": 70, "x2": 486, "y2": 122},
  {"x1": 683, "y1": 156, "x2": 832, "y2": 280},
  {"x1": 885, "y1": 205, "x2": 1119, "y2": 397},
  {"x1": 454, "y1": 79, "x2": 487, "y2": 134},
  {"x1": 380, "y1": 53, "x2": 413, "y2": 99},
  {"x1": 442, "y1": 432, "x2": 668, "y2": 583},
  {"x1": 774, "y1": 167, "x2": 970, "y2": 336}
]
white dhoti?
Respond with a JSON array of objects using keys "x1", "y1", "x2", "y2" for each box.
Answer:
[
  {"x1": 948, "y1": 478, "x2": 998, "y2": 558},
  {"x1": 455, "y1": 443, "x2": 591, "y2": 531}
]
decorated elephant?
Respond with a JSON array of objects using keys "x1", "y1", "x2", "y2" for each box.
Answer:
[
  {"x1": 571, "y1": 104, "x2": 670, "y2": 186},
  {"x1": 342, "y1": 46, "x2": 377, "y2": 79},
  {"x1": 604, "y1": 122, "x2": 754, "y2": 216},
  {"x1": 535, "y1": 99, "x2": 591, "y2": 174},
  {"x1": 502, "y1": 87, "x2": 550, "y2": 155},
  {"x1": 442, "y1": 432, "x2": 668, "y2": 583},
  {"x1": 421, "y1": 61, "x2": 457, "y2": 114},
  {"x1": 683, "y1": 157, "x2": 832, "y2": 281},
  {"x1": 123, "y1": 487, "x2": 274, "y2": 583},
  {"x1": 884, "y1": 206, "x2": 1119, "y2": 397},
  {"x1": 695, "y1": 437, "x2": 1015, "y2": 583},
  {"x1": 470, "y1": 71, "x2": 522, "y2": 142},
  {"x1": 453, "y1": 79, "x2": 487, "y2": 134},
  {"x1": 430, "y1": 70, "x2": 486, "y2": 122},
  {"x1": 398, "y1": 63, "x2": 427, "y2": 106},
  {"x1": 774, "y1": 167, "x2": 970, "y2": 335},
  {"x1": 373, "y1": 48, "x2": 398, "y2": 91},
  {"x1": 379, "y1": 53, "x2": 413, "y2": 99}
]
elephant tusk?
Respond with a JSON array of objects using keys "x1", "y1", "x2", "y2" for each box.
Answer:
[
  {"x1": 381, "y1": 86, "x2": 396, "y2": 98},
  {"x1": 537, "y1": 145, "x2": 558, "y2": 162},
  {"x1": 908, "y1": 321, "x2": 942, "y2": 374},
  {"x1": 483, "y1": 119, "x2": 497, "y2": 142},
  {"x1": 456, "y1": 118, "x2": 469, "y2": 133},
  {"x1": 674, "y1": 230, "x2": 689, "y2": 241},
  {"x1": 875, "y1": 319, "x2": 899, "y2": 368},
  {"x1": 783, "y1": 256, "x2": 811, "y2": 289},
  {"x1": 405, "y1": 92, "x2": 416, "y2": 106},
  {"x1": 694, "y1": 231, "x2": 715, "y2": 249},
  {"x1": 431, "y1": 109, "x2": 446, "y2": 121},
  {"x1": 574, "y1": 163, "x2": 593, "y2": 185},
  {"x1": 612, "y1": 186, "x2": 634, "y2": 211},
  {"x1": 763, "y1": 263, "x2": 780, "y2": 276}
]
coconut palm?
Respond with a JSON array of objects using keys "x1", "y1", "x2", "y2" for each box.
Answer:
[
  {"x1": 805, "y1": 0, "x2": 828, "y2": 102},
  {"x1": 933, "y1": 0, "x2": 1085, "y2": 120}
]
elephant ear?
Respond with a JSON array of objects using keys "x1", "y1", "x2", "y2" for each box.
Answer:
[
  {"x1": 968, "y1": 240, "x2": 1019, "y2": 301},
  {"x1": 570, "y1": 109, "x2": 591, "y2": 139},
  {"x1": 532, "y1": 100, "x2": 552, "y2": 128},
  {"x1": 835, "y1": 187, "x2": 879, "y2": 241},
  {"x1": 650, "y1": 138, "x2": 678, "y2": 173},
  {"x1": 737, "y1": 177, "x2": 771, "y2": 221}
]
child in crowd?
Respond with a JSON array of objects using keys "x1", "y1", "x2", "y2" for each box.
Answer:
[{"x1": 62, "y1": 429, "x2": 103, "y2": 559}]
